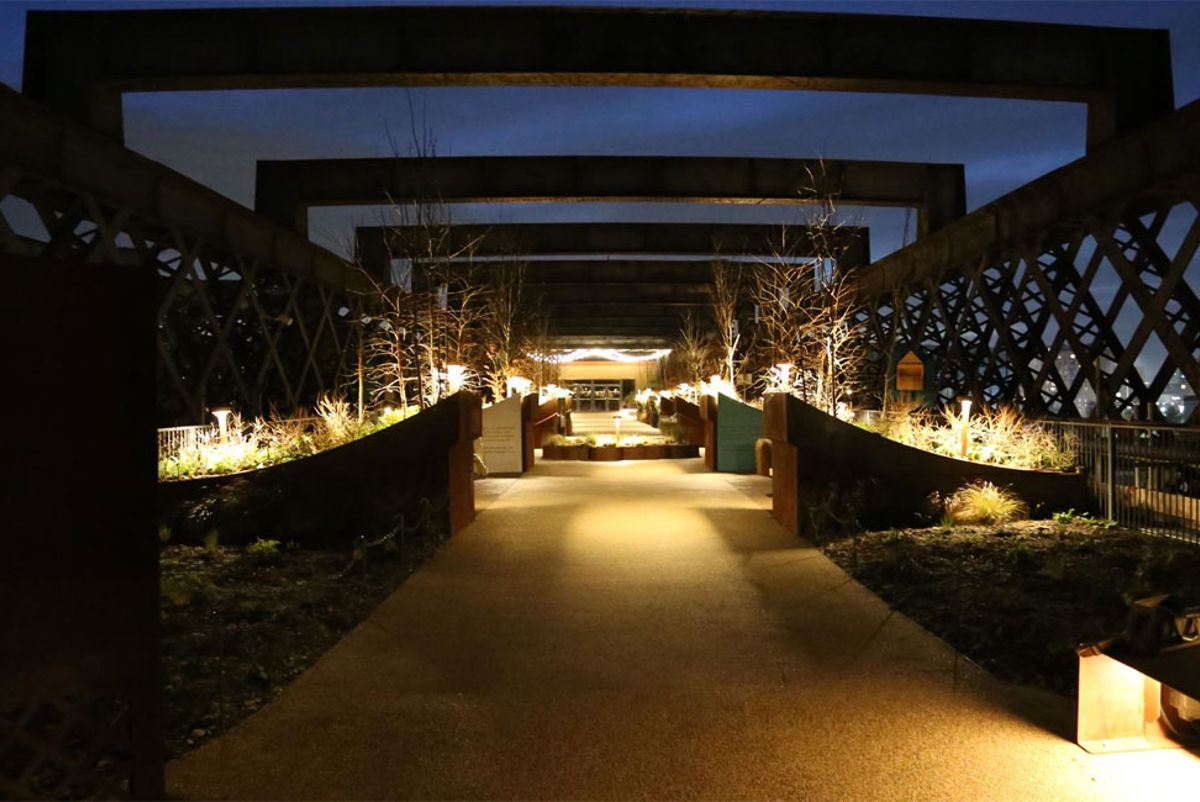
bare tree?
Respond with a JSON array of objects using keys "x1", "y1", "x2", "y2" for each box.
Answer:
[
  {"x1": 748, "y1": 164, "x2": 868, "y2": 414},
  {"x1": 478, "y1": 259, "x2": 533, "y2": 399},
  {"x1": 710, "y1": 260, "x2": 744, "y2": 387},
  {"x1": 673, "y1": 310, "x2": 715, "y2": 389},
  {"x1": 515, "y1": 314, "x2": 559, "y2": 390},
  {"x1": 357, "y1": 270, "x2": 417, "y2": 411}
]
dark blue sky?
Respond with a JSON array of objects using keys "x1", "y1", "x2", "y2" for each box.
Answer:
[{"x1": 3, "y1": 1, "x2": 1199, "y2": 259}]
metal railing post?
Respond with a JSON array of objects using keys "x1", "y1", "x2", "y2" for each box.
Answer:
[{"x1": 1104, "y1": 424, "x2": 1116, "y2": 522}]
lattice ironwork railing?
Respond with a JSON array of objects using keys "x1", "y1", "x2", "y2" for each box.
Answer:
[
  {"x1": 0, "y1": 167, "x2": 364, "y2": 425},
  {"x1": 862, "y1": 187, "x2": 1200, "y2": 424}
]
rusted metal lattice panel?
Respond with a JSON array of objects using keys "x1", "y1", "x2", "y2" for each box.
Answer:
[{"x1": 0, "y1": 87, "x2": 366, "y2": 425}]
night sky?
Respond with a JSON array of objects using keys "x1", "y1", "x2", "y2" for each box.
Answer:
[
  {"x1": 2, "y1": 1, "x2": 1198, "y2": 387},
  {"x1": 3, "y1": 1, "x2": 1198, "y2": 256}
]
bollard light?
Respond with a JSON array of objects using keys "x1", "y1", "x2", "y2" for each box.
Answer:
[
  {"x1": 211, "y1": 406, "x2": 232, "y2": 441},
  {"x1": 959, "y1": 397, "x2": 972, "y2": 457},
  {"x1": 613, "y1": 414, "x2": 622, "y2": 443}
]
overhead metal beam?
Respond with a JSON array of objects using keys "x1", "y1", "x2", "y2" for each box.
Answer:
[
  {"x1": 856, "y1": 98, "x2": 1200, "y2": 299},
  {"x1": 355, "y1": 223, "x2": 870, "y2": 276},
  {"x1": 255, "y1": 155, "x2": 965, "y2": 237},
  {"x1": 520, "y1": 259, "x2": 724, "y2": 285},
  {"x1": 24, "y1": 6, "x2": 1173, "y2": 147},
  {"x1": 531, "y1": 284, "x2": 709, "y2": 304}
]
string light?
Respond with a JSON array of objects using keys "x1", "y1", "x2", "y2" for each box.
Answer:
[{"x1": 528, "y1": 348, "x2": 672, "y2": 364}]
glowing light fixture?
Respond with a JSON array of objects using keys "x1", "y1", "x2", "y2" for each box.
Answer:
[
  {"x1": 768, "y1": 362, "x2": 794, "y2": 393},
  {"x1": 445, "y1": 364, "x2": 468, "y2": 394},
  {"x1": 528, "y1": 348, "x2": 672, "y2": 364},
  {"x1": 704, "y1": 374, "x2": 737, "y2": 400},
  {"x1": 211, "y1": 407, "x2": 232, "y2": 441},
  {"x1": 506, "y1": 376, "x2": 533, "y2": 397},
  {"x1": 959, "y1": 397, "x2": 972, "y2": 457}
]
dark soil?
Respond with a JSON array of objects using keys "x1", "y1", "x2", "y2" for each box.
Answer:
[
  {"x1": 820, "y1": 521, "x2": 1200, "y2": 695},
  {"x1": 159, "y1": 530, "x2": 444, "y2": 758}
]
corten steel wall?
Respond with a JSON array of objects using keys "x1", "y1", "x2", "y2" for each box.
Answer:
[
  {"x1": 1, "y1": 255, "x2": 163, "y2": 799},
  {"x1": 23, "y1": 6, "x2": 1172, "y2": 147},
  {"x1": 157, "y1": 392, "x2": 482, "y2": 546},
  {"x1": 763, "y1": 393, "x2": 1091, "y2": 535},
  {"x1": 255, "y1": 156, "x2": 965, "y2": 237},
  {"x1": 856, "y1": 100, "x2": 1200, "y2": 422},
  {"x1": 0, "y1": 86, "x2": 366, "y2": 425}
]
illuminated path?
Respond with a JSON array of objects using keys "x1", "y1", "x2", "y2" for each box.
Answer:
[{"x1": 168, "y1": 459, "x2": 1196, "y2": 799}]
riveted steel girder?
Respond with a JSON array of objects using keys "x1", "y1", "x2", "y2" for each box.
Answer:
[
  {"x1": 23, "y1": 6, "x2": 1172, "y2": 147},
  {"x1": 356, "y1": 222, "x2": 870, "y2": 275},
  {"x1": 255, "y1": 156, "x2": 965, "y2": 236}
]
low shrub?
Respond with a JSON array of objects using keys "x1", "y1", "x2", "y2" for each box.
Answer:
[
  {"x1": 246, "y1": 538, "x2": 282, "y2": 565},
  {"x1": 545, "y1": 434, "x2": 587, "y2": 447},
  {"x1": 945, "y1": 481, "x2": 1028, "y2": 525}
]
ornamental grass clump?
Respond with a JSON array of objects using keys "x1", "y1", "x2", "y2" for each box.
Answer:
[
  {"x1": 159, "y1": 396, "x2": 417, "y2": 481},
  {"x1": 945, "y1": 481, "x2": 1028, "y2": 525},
  {"x1": 866, "y1": 402, "x2": 1074, "y2": 470}
]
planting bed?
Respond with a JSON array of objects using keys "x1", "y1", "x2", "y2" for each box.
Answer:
[
  {"x1": 159, "y1": 531, "x2": 444, "y2": 757},
  {"x1": 819, "y1": 521, "x2": 1200, "y2": 694}
]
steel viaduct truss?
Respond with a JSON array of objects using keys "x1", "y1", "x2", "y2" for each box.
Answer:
[
  {"x1": 7, "y1": 4, "x2": 1192, "y2": 423},
  {"x1": 855, "y1": 99, "x2": 1200, "y2": 422},
  {"x1": 4, "y1": 7, "x2": 1195, "y2": 797},
  {"x1": 23, "y1": 6, "x2": 1172, "y2": 148},
  {"x1": 270, "y1": 153, "x2": 938, "y2": 349},
  {"x1": 356, "y1": 221, "x2": 869, "y2": 343},
  {"x1": 255, "y1": 156, "x2": 965, "y2": 237},
  {"x1": 356, "y1": 222, "x2": 869, "y2": 265},
  {"x1": 0, "y1": 86, "x2": 367, "y2": 425}
]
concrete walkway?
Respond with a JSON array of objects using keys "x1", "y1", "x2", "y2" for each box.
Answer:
[
  {"x1": 168, "y1": 459, "x2": 1198, "y2": 800},
  {"x1": 571, "y1": 410, "x2": 661, "y2": 437}
]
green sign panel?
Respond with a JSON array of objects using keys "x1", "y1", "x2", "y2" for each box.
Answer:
[{"x1": 716, "y1": 395, "x2": 762, "y2": 473}]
